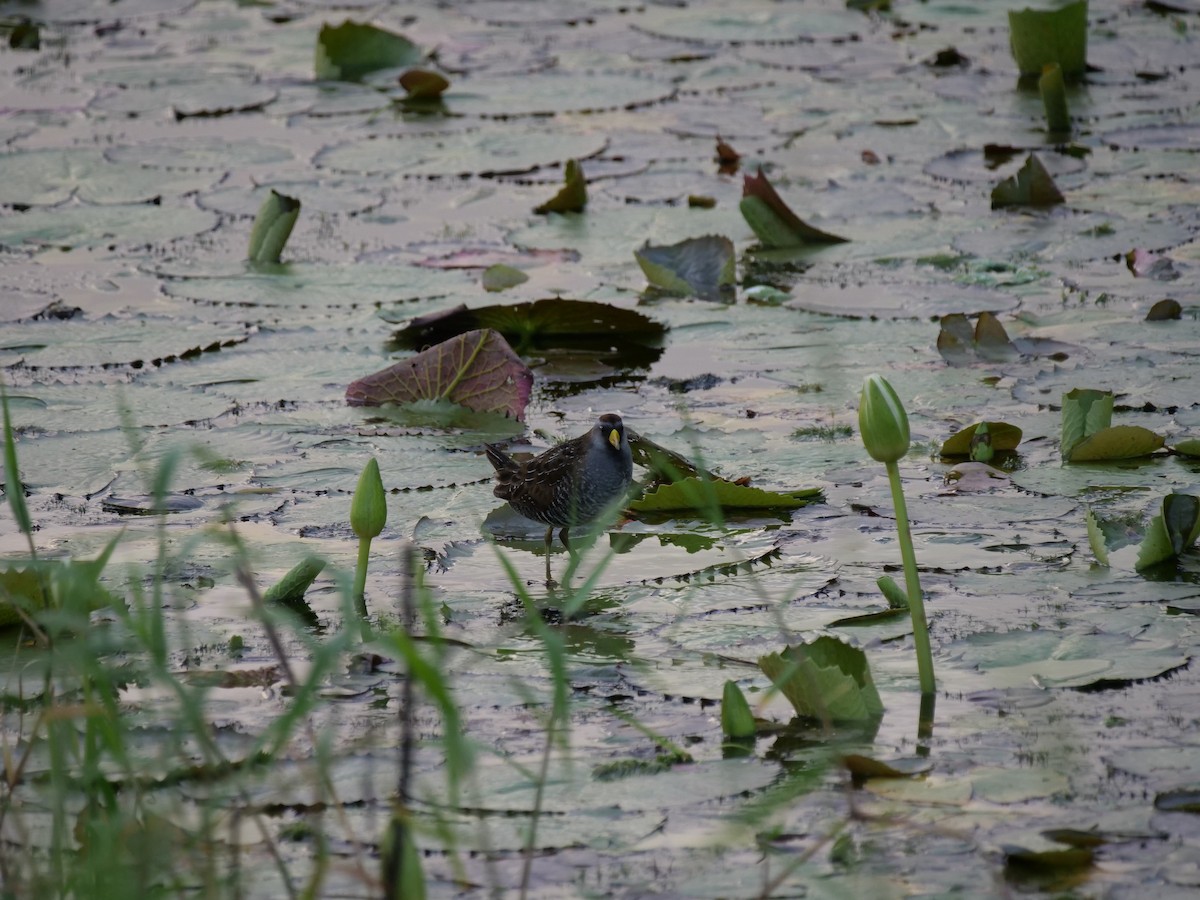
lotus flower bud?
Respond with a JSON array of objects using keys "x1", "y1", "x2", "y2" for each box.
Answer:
[
  {"x1": 859, "y1": 374, "x2": 910, "y2": 464},
  {"x1": 721, "y1": 680, "x2": 756, "y2": 740},
  {"x1": 350, "y1": 457, "x2": 387, "y2": 540}
]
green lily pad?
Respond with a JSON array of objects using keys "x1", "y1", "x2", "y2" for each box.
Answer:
[
  {"x1": 759, "y1": 636, "x2": 884, "y2": 724},
  {"x1": 0, "y1": 204, "x2": 218, "y2": 250},
  {"x1": 628, "y1": 477, "x2": 822, "y2": 516},
  {"x1": 1170, "y1": 438, "x2": 1200, "y2": 458},
  {"x1": 941, "y1": 422, "x2": 1023, "y2": 457},
  {"x1": 315, "y1": 20, "x2": 422, "y2": 82},
  {"x1": 0, "y1": 534, "x2": 122, "y2": 629},
  {"x1": 842, "y1": 754, "x2": 933, "y2": 780},
  {"x1": 346, "y1": 328, "x2": 533, "y2": 421},
  {"x1": 1135, "y1": 493, "x2": 1200, "y2": 571},
  {"x1": 1061, "y1": 387, "x2": 1113, "y2": 459},
  {"x1": 634, "y1": 235, "x2": 735, "y2": 301},
  {"x1": 1067, "y1": 425, "x2": 1165, "y2": 463}
]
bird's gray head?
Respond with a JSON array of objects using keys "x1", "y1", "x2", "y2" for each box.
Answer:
[{"x1": 594, "y1": 413, "x2": 627, "y2": 453}]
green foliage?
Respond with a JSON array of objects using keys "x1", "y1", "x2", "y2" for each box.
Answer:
[
  {"x1": 315, "y1": 20, "x2": 422, "y2": 81},
  {"x1": 720, "y1": 680, "x2": 756, "y2": 740},
  {"x1": 628, "y1": 476, "x2": 822, "y2": 515},
  {"x1": 1135, "y1": 493, "x2": 1200, "y2": 572},
  {"x1": 1061, "y1": 388, "x2": 1164, "y2": 462},
  {"x1": 634, "y1": 234, "x2": 736, "y2": 301},
  {"x1": 1039, "y1": 63, "x2": 1070, "y2": 134},
  {"x1": 940, "y1": 421, "x2": 1023, "y2": 458},
  {"x1": 247, "y1": 189, "x2": 300, "y2": 264},
  {"x1": 262, "y1": 555, "x2": 327, "y2": 605},
  {"x1": 740, "y1": 170, "x2": 849, "y2": 246},
  {"x1": 534, "y1": 158, "x2": 587, "y2": 214},
  {"x1": 480, "y1": 263, "x2": 529, "y2": 292},
  {"x1": 1008, "y1": 0, "x2": 1088, "y2": 78},
  {"x1": 759, "y1": 637, "x2": 884, "y2": 724},
  {"x1": 991, "y1": 153, "x2": 1064, "y2": 208}
]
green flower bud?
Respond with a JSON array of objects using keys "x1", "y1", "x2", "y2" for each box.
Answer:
[
  {"x1": 350, "y1": 457, "x2": 387, "y2": 540},
  {"x1": 858, "y1": 374, "x2": 911, "y2": 463},
  {"x1": 721, "y1": 680, "x2": 756, "y2": 740}
]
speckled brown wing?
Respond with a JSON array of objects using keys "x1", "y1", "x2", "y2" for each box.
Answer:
[{"x1": 485, "y1": 435, "x2": 587, "y2": 527}]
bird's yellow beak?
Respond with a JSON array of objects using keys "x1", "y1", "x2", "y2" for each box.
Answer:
[{"x1": 608, "y1": 428, "x2": 621, "y2": 450}]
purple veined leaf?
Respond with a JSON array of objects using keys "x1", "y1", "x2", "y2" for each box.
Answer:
[{"x1": 346, "y1": 328, "x2": 533, "y2": 421}]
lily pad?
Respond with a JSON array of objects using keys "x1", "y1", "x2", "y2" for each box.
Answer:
[
  {"x1": 1135, "y1": 493, "x2": 1200, "y2": 571},
  {"x1": 389, "y1": 299, "x2": 664, "y2": 353},
  {"x1": 398, "y1": 68, "x2": 449, "y2": 100},
  {"x1": 1008, "y1": 0, "x2": 1088, "y2": 78},
  {"x1": 991, "y1": 153, "x2": 1064, "y2": 208},
  {"x1": 1067, "y1": 426, "x2": 1165, "y2": 463},
  {"x1": 480, "y1": 264, "x2": 529, "y2": 293},
  {"x1": 345, "y1": 329, "x2": 533, "y2": 421},
  {"x1": 534, "y1": 159, "x2": 587, "y2": 215},
  {"x1": 0, "y1": 204, "x2": 218, "y2": 250},
  {"x1": 740, "y1": 170, "x2": 849, "y2": 247},
  {"x1": 634, "y1": 235, "x2": 735, "y2": 301},
  {"x1": 628, "y1": 477, "x2": 822, "y2": 516},
  {"x1": 315, "y1": 20, "x2": 422, "y2": 82},
  {"x1": 936, "y1": 312, "x2": 1020, "y2": 365},
  {"x1": 759, "y1": 636, "x2": 884, "y2": 724},
  {"x1": 941, "y1": 422, "x2": 1023, "y2": 457}
]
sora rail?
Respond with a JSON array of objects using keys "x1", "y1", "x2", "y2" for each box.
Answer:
[{"x1": 485, "y1": 413, "x2": 633, "y2": 553}]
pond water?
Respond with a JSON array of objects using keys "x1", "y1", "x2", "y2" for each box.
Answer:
[{"x1": 2, "y1": 0, "x2": 1200, "y2": 896}]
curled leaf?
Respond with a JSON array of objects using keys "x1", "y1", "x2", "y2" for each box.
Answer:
[
  {"x1": 634, "y1": 235, "x2": 735, "y2": 301},
  {"x1": 399, "y1": 68, "x2": 449, "y2": 100},
  {"x1": 740, "y1": 170, "x2": 848, "y2": 246},
  {"x1": 247, "y1": 190, "x2": 300, "y2": 265},
  {"x1": 628, "y1": 477, "x2": 822, "y2": 516},
  {"x1": 940, "y1": 421, "x2": 1023, "y2": 457},
  {"x1": 1008, "y1": 0, "x2": 1088, "y2": 78},
  {"x1": 759, "y1": 636, "x2": 883, "y2": 724},
  {"x1": 346, "y1": 328, "x2": 533, "y2": 421},
  {"x1": 991, "y1": 153, "x2": 1064, "y2": 208},
  {"x1": 315, "y1": 20, "x2": 422, "y2": 82}
]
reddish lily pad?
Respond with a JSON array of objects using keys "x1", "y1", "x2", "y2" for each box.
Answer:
[{"x1": 346, "y1": 328, "x2": 532, "y2": 421}]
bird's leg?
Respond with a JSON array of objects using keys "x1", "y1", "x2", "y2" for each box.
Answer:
[
  {"x1": 560, "y1": 527, "x2": 572, "y2": 554},
  {"x1": 543, "y1": 526, "x2": 555, "y2": 586}
]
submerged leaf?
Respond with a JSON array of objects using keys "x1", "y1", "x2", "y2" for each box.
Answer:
[
  {"x1": 634, "y1": 235, "x2": 736, "y2": 301},
  {"x1": 346, "y1": 329, "x2": 533, "y2": 421},
  {"x1": 1084, "y1": 507, "x2": 1110, "y2": 566},
  {"x1": 628, "y1": 477, "x2": 822, "y2": 515},
  {"x1": 1008, "y1": 0, "x2": 1088, "y2": 78},
  {"x1": 534, "y1": 159, "x2": 587, "y2": 215},
  {"x1": 759, "y1": 636, "x2": 883, "y2": 724},
  {"x1": 991, "y1": 153, "x2": 1064, "y2": 208},
  {"x1": 740, "y1": 170, "x2": 849, "y2": 246},
  {"x1": 480, "y1": 264, "x2": 529, "y2": 292},
  {"x1": 315, "y1": 20, "x2": 422, "y2": 82}
]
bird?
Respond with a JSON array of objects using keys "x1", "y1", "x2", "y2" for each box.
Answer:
[{"x1": 485, "y1": 413, "x2": 633, "y2": 556}]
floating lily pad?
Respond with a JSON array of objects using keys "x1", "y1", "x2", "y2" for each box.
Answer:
[
  {"x1": 628, "y1": 477, "x2": 822, "y2": 516},
  {"x1": 390, "y1": 299, "x2": 664, "y2": 354},
  {"x1": 0, "y1": 148, "x2": 218, "y2": 207},
  {"x1": 480, "y1": 264, "x2": 529, "y2": 292},
  {"x1": 398, "y1": 68, "x2": 449, "y2": 100},
  {"x1": 443, "y1": 72, "x2": 675, "y2": 117},
  {"x1": 0, "y1": 204, "x2": 218, "y2": 250},
  {"x1": 1134, "y1": 493, "x2": 1200, "y2": 572},
  {"x1": 316, "y1": 128, "x2": 606, "y2": 178},
  {"x1": 346, "y1": 328, "x2": 532, "y2": 421},
  {"x1": 785, "y1": 281, "x2": 1018, "y2": 320},
  {"x1": 635, "y1": 234, "x2": 735, "y2": 301},
  {"x1": 956, "y1": 628, "x2": 1190, "y2": 690}
]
